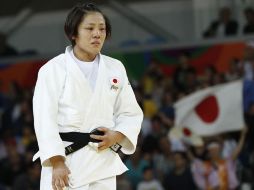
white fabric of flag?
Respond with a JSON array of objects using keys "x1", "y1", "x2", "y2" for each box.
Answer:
[{"x1": 174, "y1": 80, "x2": 244, "y2": 136}]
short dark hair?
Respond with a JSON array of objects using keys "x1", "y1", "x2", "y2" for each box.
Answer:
[
  {"x1": 64, "y1": 2, "x2": 112, "y2": 46},
  {"x1": 173, "y1": 151, "x2": 188, "y2": 160},
  {"x1": 142, "y1": 165, "x2": 153, "y2": 173}
]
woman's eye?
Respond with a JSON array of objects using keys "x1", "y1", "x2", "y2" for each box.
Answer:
[
  {"x1": 85, "y1": 28, "x2": 93, "y2": 30},
  {"x1": 100, "y1": 28, "x2": 105, "y2": 31}
]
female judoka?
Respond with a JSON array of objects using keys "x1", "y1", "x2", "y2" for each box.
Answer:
[{"x1": 33, "y1": 3, "x2": 143, "y2": 190}]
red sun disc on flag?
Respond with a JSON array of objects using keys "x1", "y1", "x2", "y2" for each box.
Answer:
[
  {"x1": 182, "y1": 127, "x2": 192, "y2": 137},
  {"x1": 113, "y1": 79, "x2": 117, "y2": 83},
  {"x1": 195, "y1": 95, "x2": 219, "y2": 123}
]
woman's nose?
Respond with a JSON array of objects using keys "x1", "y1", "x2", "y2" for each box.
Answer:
[{"x1": 93, "y1": 30, "x2": 100, "y2": 38}]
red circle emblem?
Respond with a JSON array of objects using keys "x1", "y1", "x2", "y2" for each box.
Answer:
[
  {"x1": 183, "y1": 127, "x2": 192, "y2": 137},
  {"x1": 113, "y1": 79, "x2": 117, "y2": 83},
  {"x1": 195, "y1": 95, "x2": 219, "y2": 123}
]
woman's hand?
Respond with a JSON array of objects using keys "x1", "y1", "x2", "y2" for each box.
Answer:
[
  {"x1": 50, "y1": 156, "x2": 70, "y2": 190},
  {"x1": 90, "y1": 127, "x2": 125, "y2": 151}
]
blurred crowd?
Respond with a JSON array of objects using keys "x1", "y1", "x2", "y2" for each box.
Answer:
[
  {"x1": 0, "y1": 43, "x2": 254, "y2": 190},
  {"x1": 119, "y1": 42, "x2": 254, "y2": 190},
  {"x1": 203, "y1": 6, "x2": 254, "y2": 38}
]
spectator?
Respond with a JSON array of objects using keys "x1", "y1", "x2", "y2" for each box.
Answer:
[
  {"x1": 11, "y1": 99, "x2": 33, "y2": 136},
  {"x1": 133, "y1": 85, "x2": 144, "y2": 111},
  {"x1": 151, "y1": 75, "x2": 165, "y2": 108},
  {"x1": 163, "y1": 151, "x2": 196, "y2": 190},
  {"x1": 158, "y1": 91, "x2": 175, "y2": 128},
  {"x1": 192, "y1": 127, "x2": 247, "y2": 190},
  {"x1": 0, "y1": 32, "x2": 18, "y2": 57},
  {"x1": 240, "y1": 41, "x2": 254, "y2": 80},
  {"x1": 212, "y1": 73, "x2": 226, "y2": 85},
  {"x1": 117, "y1": 174, "x2": 132, "y2": 190},
  {"x1": 20, "y1": 125, "x2": 36, "y2": 148},
  {"x1": 191, "y1": 143, "x2": 207, "y2": 161},
  {"x1": 153, "y1": 136, "x2": 174, "y2": 181},
  {"x1": 221, "y1": 134, "x2": 237, "y2": 159},
  {"x1": 23, "y1": 140, "x2": 38, "y2": 166},
  {"x1": 141, "y1": 115, "x2": 165, "y2": 155},
  {"x1": 125, "y1": 147, "x2": 150, "y2": 189},
  {"x1": 185, "y1": 69, "x2": 199, "y2": 93},
  {"x1": 173, "y1": 53, "x2": 195, "y2": 92},
  {"x1": 141, "y1": 59, "x2": 163, "y2": 95},
  {"x1": 248, "y1": 150, "x2": 254, "y2": 188},
  {"x1": 12, "y1": 161, "x2": 41, "y2": 190},
  {"x1": 244, "y1": 102, "x2": 254, "y2": 152},
  {"x1": 225, "y1": 59, "x2": 241, "y2": 81},
  {"x1": 137, "y1": 166, "x2": 164, "y2": 190},
  {"x1": 203, "y1": 7, "x2": 238, "y2": 38},
  {"x1": 243, "y1": 7, "x2": 254, "y2": 34},
  {"x1": 143, "y1": 94, "x2": 158, "y2": 119},
  {"x1": 0, "y1": 138, "x2": 25, "y2": 188},
  {"x1": 202, "y1": 65, "x2": 217, "y2": 86}
]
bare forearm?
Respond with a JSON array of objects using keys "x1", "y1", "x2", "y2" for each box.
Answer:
[{"x1": 232, "y1": 128, "x2": 247, "y2": 160}]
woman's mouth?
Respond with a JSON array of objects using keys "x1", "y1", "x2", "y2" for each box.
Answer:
[{"x1": 91, "y1": 41, "x2": 100, "y2": 45}]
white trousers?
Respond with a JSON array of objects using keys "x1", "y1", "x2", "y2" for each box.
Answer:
[
  {"x1": 65, "y1": 176, "x2": 116, "y2": 190},
  {"x1": 40, "y1": 165, "x2": 116, "y2": 190}
]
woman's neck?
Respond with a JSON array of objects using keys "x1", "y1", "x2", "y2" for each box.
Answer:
[{"x1": 73, "y1": 46, "x2": 97, "y2": 62}]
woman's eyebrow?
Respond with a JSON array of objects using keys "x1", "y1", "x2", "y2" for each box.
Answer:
[{"x1": 82, "y1": 23, "x2": 105, "y2": 27}]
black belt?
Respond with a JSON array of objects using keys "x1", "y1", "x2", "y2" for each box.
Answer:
[{"x1": 59, "y1": 129, "x2": 122, "y2": 155}]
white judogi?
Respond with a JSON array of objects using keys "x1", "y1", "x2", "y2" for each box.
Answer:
[{"x1": 32, "y1": 46, "x2": 143, "y2": 189}]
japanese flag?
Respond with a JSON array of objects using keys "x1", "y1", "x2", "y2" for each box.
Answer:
[{"x1": 174, "y1": 80, "x2": 244, "y2": 136}]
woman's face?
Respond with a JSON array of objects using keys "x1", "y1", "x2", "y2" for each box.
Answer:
[
  {"x1": 208, "y1": 146, "x2": 221, "y2": 160},
  {"x1": 173, "y1": 153, "x2": 186, "y2": 169},
  {"x1": 73, "y1": 12, "x2": 106, "y2": 58}
]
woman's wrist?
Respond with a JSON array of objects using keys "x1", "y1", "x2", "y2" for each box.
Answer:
[
  {"x1": 113, "y1": 131, "x2": 125, "y2": 144},
  {"x1": 50, "y1": 156, "x2": 65, "y2": 167}
]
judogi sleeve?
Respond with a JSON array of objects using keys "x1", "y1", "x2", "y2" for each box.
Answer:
[
  {"x1": 113, "y1": 62, "x2": 143, "y2": 154},
  {"x1": 33, "y1": 63, "x2": 66, "y2": 166}
]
